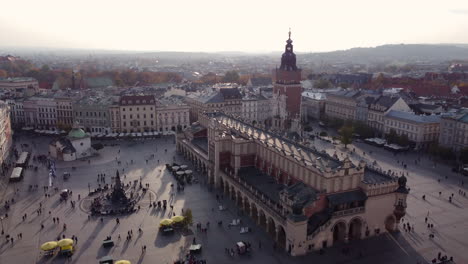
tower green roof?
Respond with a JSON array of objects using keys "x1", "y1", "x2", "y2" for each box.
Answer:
[{"x1": 68, "y1": 128, "x2": 87, "y2": 138}]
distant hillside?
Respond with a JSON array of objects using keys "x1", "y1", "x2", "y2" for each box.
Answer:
[{"x1": 301, "y1": 44, "x2": 468, "y2": 64}]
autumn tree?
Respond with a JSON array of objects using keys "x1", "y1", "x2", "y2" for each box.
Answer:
[
  {"x1": 182, "y1": 208, "x2": 193, "y2": 227},
  {"x1": 339, "y1": 125, "x2": 354, "y2": 148},
  {"x1": 223, "y1": 70, "x2": 240, "y2": 83},
  {"x1": 314, "y1": 79, "x2": 333, "y2": 89},
  {"x1": 0, "y1": 69, "x2": 7, "y2": 78}
]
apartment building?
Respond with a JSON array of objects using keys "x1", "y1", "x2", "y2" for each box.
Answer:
[
  {"x1": 118, "y1": 95, "x2": 157, "y2": 133},
  {"x1": 384, "y1": 110, "x2": 440, "y2": 148},
  {"x1": 439, "y1": 111, "x2": 468, "y2": 151}
]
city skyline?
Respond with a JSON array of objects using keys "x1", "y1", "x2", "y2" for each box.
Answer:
[{"x1": 2, "y1": 0, "x2": 468, "y2": 53}]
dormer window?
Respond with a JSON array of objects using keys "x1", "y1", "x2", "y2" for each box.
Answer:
[{"x1": 143, "y1": 100, "x2": 146, "y2": 104}]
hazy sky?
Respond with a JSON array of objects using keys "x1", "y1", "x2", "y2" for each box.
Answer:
[{"x1": 1, "y1": 0, "x2": 468, "y2": 52}]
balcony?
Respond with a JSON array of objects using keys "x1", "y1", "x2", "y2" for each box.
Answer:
[{"x1": 332, "y1": 206, "x2": 365, "y2": 218}]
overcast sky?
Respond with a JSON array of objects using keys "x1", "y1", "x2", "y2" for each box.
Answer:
[{"x1": 1, "y1": 0, "x2": 468, "y2": 52}]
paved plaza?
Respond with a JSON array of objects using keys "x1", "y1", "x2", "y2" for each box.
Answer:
[{"x1": 0, "y1": 132, "x2": 466, "y2": 263}]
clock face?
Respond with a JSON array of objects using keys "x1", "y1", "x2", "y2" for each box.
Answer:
[{"x1": 287, "y1": 47, "x2": 292, "y2": 51}]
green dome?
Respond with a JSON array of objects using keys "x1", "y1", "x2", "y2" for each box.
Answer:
[{"x1": 68, "y1": 128, "x2": 87, "y2": 138}]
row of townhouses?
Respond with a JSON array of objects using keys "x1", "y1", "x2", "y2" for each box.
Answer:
[
  {"x1": 7, "y1": 94, "x2": 190, "y2": 134},
  {"x1": 303, "y1": 89, "x2": 467, "y2": 150},
  {"x1": 0, "y1": 100, "x2": 12, "y2": 168}
]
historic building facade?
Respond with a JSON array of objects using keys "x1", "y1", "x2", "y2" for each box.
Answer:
[
  {"x1": 117, "y1": 95, "x2": 157, "y2": 133},
  {"x1": 73, "y1": 96, "x2": 112, "y2": 133},
  {"x1": 177, "y1": 112, "x2": 409, "y2": 256},
  {"x1": 384, "y1": 110, "x2": 440, "y2": 148},
  {"x1": 156, "y1": 97, "x2": 190, "y2": 132},
  {"x1": 439, "y1": 111, "x2": 468, "y2": 151},
  {"x1": 185, "y1": 88, "x2": 243, "y2": 123},
  {"x1": 0, "y1": 101, "x2": 13, "y2": 167}
]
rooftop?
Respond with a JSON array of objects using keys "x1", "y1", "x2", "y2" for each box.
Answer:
[
  {"x1": 327, "y1": 189, "x2": 367, "y2": 206},
  {"x1": 363, "y1": 167, "x2": 397, "y2": 184},
  {"x1": 68, "y1": 128, "x2": 88, "y2": 139},
  {"x1": 282, "y1": 182, "x2": 318, "y2": 209},
  {"x1": 75, "y1": 96, "x2": 114, "y2": 106},
  {"x1": 209, "y1": 112, "x2": 343, "y2": 172},
  {"x1": 238, "y1": 167, "x2": 284, "y2": 203},
  {"x1": 0, "y1": 77, "x2": 37, "y2": 83},
  {"x1": 191, "y1": 137, "x2": 208, "y2": 154},
  {"x1": 302, "y1": 91, "x2": 326, "y2": 100},
  {"x1": 386, "y1": 110, "x2": 441, "y2": 124},
  {"x1": 120, "y1": 95, "x2": 155, "y2": 105}
]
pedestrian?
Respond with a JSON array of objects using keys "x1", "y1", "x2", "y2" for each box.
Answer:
[{"x1": 53, "y1": 217, "x2": 56, "y2": 224}]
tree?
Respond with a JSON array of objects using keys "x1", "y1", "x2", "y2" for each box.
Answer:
[
  {"x1": 223, "y1": 70, "x2": 240, "y2": 83},
  {"x1": 353, "y1": 121, "x2": 374, "y2": 138},
  {"x1": 460, "y1": 148, "x2": 468, "y2": 164},
  {"x1": 182, "y1": 208, "x2": 193, "y2": 227},
  {"x1": 385, "y1": 129, "x2": 398, "y2": 144},
  {"x1": 314, "y1": 79, "x2": 333, "y2": 89},
  {"x1": 396, "y1": 134, "x2": 410, "y2": 147},
  {"x1": 339, "y1": 125, "x2": 354, "y2": 148}
]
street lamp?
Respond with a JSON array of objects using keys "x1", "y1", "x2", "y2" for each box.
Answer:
[{"x1": 0, "y1": 216, "x2": 4, "y2": 235}]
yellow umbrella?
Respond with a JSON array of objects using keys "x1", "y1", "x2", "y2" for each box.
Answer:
[
  {"x1": 57, "y1": 238, "x2": 74, "y2": 247},
  {"x1": 41, "y1": 241, "x2": 58, "y2": 251},
  {"x1": 171, "y1": 215, "x2": 185, "y2": 223},
  {"x1": 115, "y1": 261, "x2": 131, "y2": 264},
  {"x1": 160, "y1": 219, "x2": 173, "y2": 226}
]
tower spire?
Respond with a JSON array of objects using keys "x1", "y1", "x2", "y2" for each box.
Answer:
[{"x1": 288, "y1": 27, "x2": 291, "y2": 39}]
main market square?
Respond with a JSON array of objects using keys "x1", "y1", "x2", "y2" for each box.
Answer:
[{"x1": 0, "y1": 124, "x2": 466, "y2": 264}]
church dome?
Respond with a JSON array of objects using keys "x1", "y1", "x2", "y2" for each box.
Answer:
[{"x1": 68, "y1": 128, "x2": 87, "y2": 138}]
